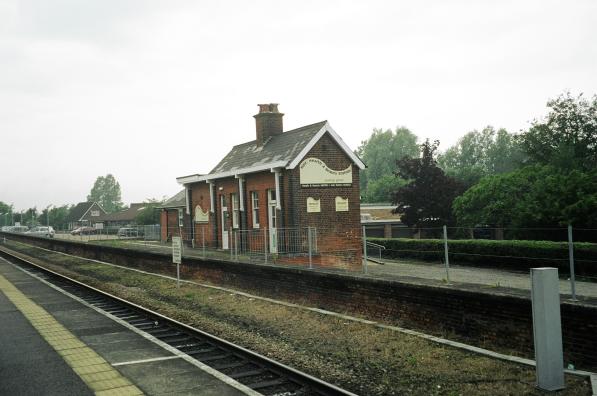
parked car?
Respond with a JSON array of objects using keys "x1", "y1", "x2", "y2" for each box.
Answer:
[
  {"x1": 9, "y1": 226, "x2": 29, "y2": 233},
  {"x1": 117, "y1": 227, "x2": 141, "y2": 238},
  {"x1": 71, "y1": 226, "x2": 96, "y2": 235},
  {"x1": 26, "y1": 226, "x2": 55, "y2": 238}
]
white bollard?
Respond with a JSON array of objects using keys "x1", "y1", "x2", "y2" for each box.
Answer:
[{"x1": 531, "y1": 267, "x2": 565, "y2": 391}]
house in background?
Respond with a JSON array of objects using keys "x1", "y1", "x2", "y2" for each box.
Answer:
[
  {"x1": 96, "y1": 203, "x2": 146, "y2": 228},
  {"x1": 65, "y1": 202, "x2": 106, "y2": 230},
  {"x1": 360, "y1": 203, "x2": 413, "y2": 238}
]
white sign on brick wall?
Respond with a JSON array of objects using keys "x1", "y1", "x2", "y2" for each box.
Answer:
[
  {"x1": 335, "y1": 196, "x2": 349, "y2": 212},
  {"x1": 299, "y1": 158, "x2": 352, "y2": 187},
  {"x1": 307, "y1": 197, "x2": 321, "y2": 213},
  {"x1": 194, "y1": 205, "x2": 209, "y2": 223}
]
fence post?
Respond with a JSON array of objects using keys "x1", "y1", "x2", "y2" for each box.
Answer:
[
  {"x1": 230, "y1": 229, "x2": 233, "y2": 261},
  {"x1": 263, "y1": 228, "x2": 268, "y2": 264},
  {"x1": 443, "y1": 225, "x2": 451, "y2": 284},
  {"x1": 235, "y1": 231, "x2": 239, "y2": 262},
  {"x1": 568, "y1": 225, "x2": 577, "y2": 301},
  {"x1": 531, "y1": 268, "x2": 565, "y2": 391},
  {"x1": 362, "y1": 226, "x2": 368, "y2": 274},
  {"x1": 202, "y1": 226, "x2": 206, "y2": 259},
  {"x1": 308, "y1": 227, "x2": 313, "y2": 269}
]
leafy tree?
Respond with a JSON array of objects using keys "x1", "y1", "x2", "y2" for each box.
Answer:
[
  {"x1": 438, "y1": 126, "x2": 524, "y2": 187},
  {"x1": 453, "y1": 165, "x2": 597, "y2": 239},
  {"x1": 519, "y1": 92, "x2": 597, "y2": 170},
  {"x1": 0, "y1": 201, "x2": 13, "y2": 226},
  {"x1": 37, "y1": 205, "x2": 71, "y2": 230},
  {"x1": 22, "y1": 207, "x2": 38, "y2": 228},
  {"x1": 392, "y1": 139, "x2": 465, "y2": 229},
  {"x1": 135, "y1": 198, "x2": 165, "y2": 225},
  {"x1": 87, "y1": 174, "x2": 124, "y2": 213},
  {"x1": 356, "y1": 127, "x2": 419, "y2": 201},
  {"x1": 363, "y1": 174, "x2": 407, "y2": 203}
]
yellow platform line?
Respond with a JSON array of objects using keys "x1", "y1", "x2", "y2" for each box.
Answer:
[{"x1": 0, "y1": 273, "x2": 144, "y2": 396}]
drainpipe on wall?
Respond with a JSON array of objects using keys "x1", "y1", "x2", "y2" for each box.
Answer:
[{"x1": 207, "y1": 180, "x2": 217, "y2": 249}]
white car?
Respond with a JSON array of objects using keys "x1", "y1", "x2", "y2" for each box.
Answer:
[{"x1": 26, "y1": 226, "x2": 55, "y2": 238}]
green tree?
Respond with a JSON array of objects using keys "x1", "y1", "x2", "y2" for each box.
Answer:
[
  {"x1": 438, "y1": 126, "x2": 524, "y2": 186},
  {"x1": 37, "y1": 205, "x2": 71, "y2": 230},
  {"x1": 356, "y1": 127, "x2": 419, "y2": 201},
  {"x1": 0, "y1": 201, "x2": 13, "y2": 226},
  {"x1": 363, "y1": 174, "x2": 407, "y2": 203},
  {"x1": 393, "y1": 140, "x2": 464, "y2": 229},
  {"x1": 135, "y1": 198, "x2": 165, "y2": 225},
  {"x1": 519, "y1": 92, "x2": 597, "y2": 170},
  {"x1": 23, "y1": 207, "x2": 38, "y2": 228},
  {"x1": 453, "y1": 165, "x2": 597, "y2": 238},
  {"x1": 87, "y1": 174, "x2": 124, "y2": 213}
]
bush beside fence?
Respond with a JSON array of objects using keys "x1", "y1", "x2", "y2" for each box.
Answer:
[{"x1": 368, "y1": 237, "x2": 597, "y2": 276}]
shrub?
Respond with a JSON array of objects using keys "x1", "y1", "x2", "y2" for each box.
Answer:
[{"x1": 368, "y1": 238, "x2": 597, "y2": 276}]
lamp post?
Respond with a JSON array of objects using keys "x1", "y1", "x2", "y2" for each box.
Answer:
[{"x1": 46, "y1": 205, "x2": 52, "y2": 227}]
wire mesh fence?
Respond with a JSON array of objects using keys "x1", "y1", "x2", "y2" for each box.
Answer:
[
  {"x1": 2, "y1": 222, "x2": 596, "y2": 299},
  {"x1": 161, "y1": 225, "x2": 361, "y2": 271},
  {"x1": 364, "y1": 225, "x2": 597, "y2": 300}
]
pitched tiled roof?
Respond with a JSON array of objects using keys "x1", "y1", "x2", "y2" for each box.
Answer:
[
  {"x1": 158, "y1": 190, "x2": 186, "y2": 209},
  {"x1": 210, "y1": 121, "x2": 327, "y2": 174},
  {"x1": 97, "y1": 203, "x2": 145, "y2": 222},
  {"x1": 65, "y1": 202, "x2": 98, "y2": 222}
]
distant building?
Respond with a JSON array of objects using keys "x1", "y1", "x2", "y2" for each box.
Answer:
[
  {"x1": 65, "y1": 202, "x2": 106, "y2": 230},
  {"x1": 360, "y1": 203, "x2": 412, "y2": 238},
  {"x1": 96, "y1": 203, "x2": 146, "y2": 228}
]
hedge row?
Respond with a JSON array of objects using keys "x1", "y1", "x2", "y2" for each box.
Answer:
[{"x1": 367, "y1": 238, "x2": 597, "y2": 276}]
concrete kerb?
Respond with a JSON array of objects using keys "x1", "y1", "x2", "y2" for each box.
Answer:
[{"x1": 3, "y1": 241, "x2": 597, "y2": 389}]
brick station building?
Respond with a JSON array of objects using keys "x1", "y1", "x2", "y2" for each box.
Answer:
[{"x1": 163, "y1": 104, "x2": 365, "y2": 268}]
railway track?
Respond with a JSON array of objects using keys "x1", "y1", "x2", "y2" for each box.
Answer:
[{"x1": 0, "y1": 247, "x2": 357, "y2": 396}]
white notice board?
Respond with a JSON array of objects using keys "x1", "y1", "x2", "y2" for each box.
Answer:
[{"x1": 172, "y1": 236, "x2": 182, "y2": 264}]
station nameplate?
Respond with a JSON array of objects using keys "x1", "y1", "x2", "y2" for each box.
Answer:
[
  {"x1": 307, "y1": 197, "x2": 321, "y2": 213},
  {"x1": 194, "y1": 205, "x2": 209, "y2": 223},
  {"x1": 300, "y1": 158, "x2": 352, "y2": 187},
  {"x1": 335, "y1": 196, "x2": 349, "y2": 212}
]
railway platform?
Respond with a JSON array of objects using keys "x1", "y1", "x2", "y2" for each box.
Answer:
[{"x1": 0, "y1": 257, "x2": 249, "y2": 396}]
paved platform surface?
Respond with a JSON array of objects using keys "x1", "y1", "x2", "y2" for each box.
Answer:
[{"x1": 0, "y1": 258, "x2": 248, "y2": 396}]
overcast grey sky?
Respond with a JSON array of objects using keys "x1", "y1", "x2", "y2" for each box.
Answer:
[{"x1": 1, "y1": 0, "x2": 596, "y2": 211}]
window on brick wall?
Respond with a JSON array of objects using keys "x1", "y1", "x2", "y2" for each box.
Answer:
[
  {"x1": 231, "y1": 193, "x2": 239, "y2": 229},
  {"x1": 251, "y1": 191, "x2": 259, "y2": 228}
]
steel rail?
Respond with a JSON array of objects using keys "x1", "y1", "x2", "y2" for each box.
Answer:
[{"x1": 0, "y1": 246, "x2": 358, "y2": 396}]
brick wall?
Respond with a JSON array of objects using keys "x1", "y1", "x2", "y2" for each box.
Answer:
[
  {"x1": 286, "y1": 133, "x2": 362, "y2": 269},
  {"x1": 189, "y1": 182, "x2": 213, "y2": 246},
  {"x1": 160, "y1": 209, "x2": 181, "y2": 241}
]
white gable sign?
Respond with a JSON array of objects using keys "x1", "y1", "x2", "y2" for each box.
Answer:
[{"x1": 299, "y1": 158, "x2": 352, "y2": 187}]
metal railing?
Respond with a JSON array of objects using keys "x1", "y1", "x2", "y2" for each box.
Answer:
[{"x1": 365, "y1": 241, "x2": 386, "y2": 263}]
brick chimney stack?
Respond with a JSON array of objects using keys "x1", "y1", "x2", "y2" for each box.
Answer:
[{"x1": 254, "y1": 103, "x2": 284, "y2": 146}]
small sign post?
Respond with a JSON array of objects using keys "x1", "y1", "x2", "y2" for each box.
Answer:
[{"x1": 172, "y1": 236, "x2": 182, "y2": 288}]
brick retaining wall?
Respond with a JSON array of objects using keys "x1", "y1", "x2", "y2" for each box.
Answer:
[{"x1": 2, "y1": 232, "x2": 595, "y2": 370}]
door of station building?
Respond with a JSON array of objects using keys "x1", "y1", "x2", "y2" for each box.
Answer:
[
  {"x1": 267, "y1": 189, "x2": 277, "y2": 254},
  {"x1": 220, "y1": 195, "x2": 229, "y2": 250}
]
